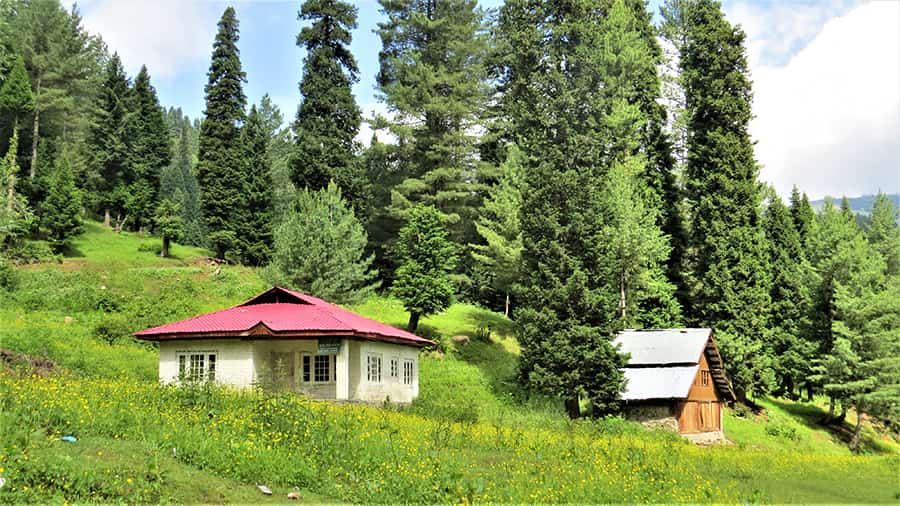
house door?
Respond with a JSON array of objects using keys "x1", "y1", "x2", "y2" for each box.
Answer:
[{"x1": 270, "y1": 351, "x2": 295, "y2": 387}]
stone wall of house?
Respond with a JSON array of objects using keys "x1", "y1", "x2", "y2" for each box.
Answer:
[{"x1": 625, "y1": 403, "x2": 679, "y2": 432}]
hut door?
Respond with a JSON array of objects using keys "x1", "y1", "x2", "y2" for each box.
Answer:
[
  {"x1": 678, "y1": 401, "x2": 721, "y2": 433},
  {"x1": 699, "y1": 402, "x2": 720, "y2": 431}
]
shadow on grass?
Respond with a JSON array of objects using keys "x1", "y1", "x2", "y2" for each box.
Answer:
[
  {"x1": 465, "y1": 309, "x2": 516, "y2": 337},
  {"x1": 60, "y1": 244, "x2": 85, "y2": 258},
  {"x1": 454, "y1": 335, "x2": 522, "y2": 399},
  {"x1": 767, "y1": 398, "x2": 894, "y2": 453}
]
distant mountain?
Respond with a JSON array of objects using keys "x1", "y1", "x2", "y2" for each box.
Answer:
[{"x1": 810, "y1": 193, "x2": 900, "y2": 216}]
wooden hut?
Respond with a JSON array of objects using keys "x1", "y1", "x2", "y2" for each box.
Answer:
[{"x1": 615, "y1": 328, "x2": 735, "y2": 441}]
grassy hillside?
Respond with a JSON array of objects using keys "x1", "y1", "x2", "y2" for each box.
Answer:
[{"x1": 1, "y1": 223, "x2": 898, "y2": 503}]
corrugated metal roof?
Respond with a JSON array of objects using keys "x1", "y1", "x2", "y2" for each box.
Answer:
[
  {"x1": 615, "y1": 328, "x2": 711, "y2": 365},
  {"x1": 134, "y1": 287, "x2": 435, "y2": 347},
  {"x1": 622, "y1": 365, "x2": 699, "y2": 400}
]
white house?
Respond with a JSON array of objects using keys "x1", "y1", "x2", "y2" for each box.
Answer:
[{"x1": 134, "y1": 287, "x2": 435, "y2": 404}]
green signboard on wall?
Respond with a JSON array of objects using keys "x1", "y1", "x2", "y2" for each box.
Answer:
[{"x1": 317, "y1": 338, "x2": 341, "y2": 355}]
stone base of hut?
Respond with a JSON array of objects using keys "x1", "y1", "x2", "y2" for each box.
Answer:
[{"x1": 624, "y1": 403, "x2": 679, "y2": 432}]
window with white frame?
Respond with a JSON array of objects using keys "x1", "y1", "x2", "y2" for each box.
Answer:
[
  {"x1": 390, "y1": 357, "x2": 399, "y2": 379},
  {"x1": 367, "y1": 354, "x2": 382, "y2": 383},
  {"x1": 403, "y1": 359, "x2": 414, "y2": 386},
  {"x1": 177, "y1": 352, "x2": 217, "y2": 382}
]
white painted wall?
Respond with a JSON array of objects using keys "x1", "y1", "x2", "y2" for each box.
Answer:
[
  {"x1": 158, "y1": 337, "x2": 422, "y2": 404},
  {"x1": 159, "y1": 339, "x2": 255, "y2": 387},
  {"x1": 351, "y1": 340, "x2": 420, "y2": 404}
]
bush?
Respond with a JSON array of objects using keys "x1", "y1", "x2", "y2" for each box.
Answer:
[
  {"x1": 5, "y1": 240, "x2": 59, "y2": 264},
  {"x1": 93, "y1": 314, "x2": 136, "y2": 345},
  {"x1": 765, "y1": 419, "x2": 801, "y2": 441},
  {"x1": 137, "y1": 241, "x2": 162, "y2": 255},
  {"x1": 0, "y1": 257, "x2": 17, "y2": 290}
]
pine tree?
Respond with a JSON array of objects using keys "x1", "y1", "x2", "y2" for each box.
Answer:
[
  {"x1": 595, "y1": 0, "x2": 681, "y2": 328},
  {"x1": 160, "y1": 113, "x2": 203, "y2": 246},
  {"x1": 197, "y1": 6, "x2": 248, "y2": 260},
  {"x1": 88, "y1": 53, "x2": 131, "y2": 228},
  {"x1": 391, "y1": 205, "x2": 457, "y2": 331},
  {"x1": 375, "y1": 0, "x2": 490, "y2": 251},
  {"x1": 0, "y1": 55, "x2": 35, "y2": 132},
  {"x1": 239, "y1": 104, "x2": 274, "y2": 265},
  {"x1": 12, "y1": 0, "x2": 104, "y2": 180},
  {"x1": 153, "y1": 198, "x2": 184, "y2": 258},
  {"x1": 867, "y1": 192, "x2": 900, "y2": 276},
  {"x1": 41, "y1": 147, "x2": 83, "y2": 252},
  {"x1": 290, "y1": 0, "x2": 365, "y2": 211},
  {"x1": 789, "y1": 186, "x2": 816, "y2": 247},
  {"x1": 497, "y1": 1, "x2": 626, "y2": 416},
  {"x1": 682, "y1": 0, "x2": 773, "y2": 399},
  {"x1": 826, "y1": 279, "x2": 899, "y2": 449},
  {"x1": 807, "y1": 199, "x2": 885, "y2": 406},
  {"x1": 762, "y1": 189, "x2": 814, "y2": 397},
  {"x1": 597, "y1": 0, "x2": 685, "y2": 305},
  {"x1": 470, "y1": 145, "x2": 524, "y2": 317},
  {"x1": 266, "y1": 181, "x2": 378, "y2": 305},
  {"x1": 127, "y1": 65, "x2": 171, "y2": 231},
  {"x1": 0, "y1": 129, "x2": 33, "y2": 246}
]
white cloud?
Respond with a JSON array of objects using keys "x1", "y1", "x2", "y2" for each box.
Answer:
[
  {"x1": 76, "y1": 0, "x2": 218, "y2": 78},
  {"x1": 729, "y1": 1, "x2": 900, "y2": 199}
]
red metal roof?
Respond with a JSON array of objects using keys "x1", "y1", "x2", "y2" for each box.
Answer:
[{"x1": 134, "y1": 287, "x2": 435, "y2": 347}]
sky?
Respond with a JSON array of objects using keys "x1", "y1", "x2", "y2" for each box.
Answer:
[{"x1": 72, "y1": 0, "x2": 900, "y2": 200}]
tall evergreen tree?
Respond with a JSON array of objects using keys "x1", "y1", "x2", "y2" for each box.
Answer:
[
  {"x1": 470, "y1": 144, "x2": 524, "y2": 317},
  {"x1": 825, "y1": 278, "x2": 899, "y2": 449},
  {"x1": 0, "y1": 55, "x2": 34, "y2": 132},
  {"x1": 197, "y1": 6, "x2": 248, "y2": 260},
  {"x1": 291, "y1": 0, "x2": 365, "y2": 211},
  {"x1": 41, "y1": 147, "x2": 83, "y2": 252},
  {"x1": 762, "y1": 189, "x2": 814, "y2": 397},
  {"x1": 160, "y1": 114, "x2": 203, "y2": 246},
  {"x1": 391, "y1": 204, "x2": 457, "y2": 331},
  {"x1": 375, "y1": 0, "x2": 491, "y2": 252},
  {"x1": 87, "y1": 53, "x2": 131, "y2": 228},
  {"x1": 239, "y1": 104, "x2": 274, "y2": 265},
  {"x1": 0, "y1": 129, "x2": 32, "y2": 246},
  {"x1": 127, "y1": 65, "x2": 171, "y2": 231},
  {"x1": 497, "y1": 1, "x2": 626, "y2": 416},
  {"x1": 789, "y1": 185, "x2": 816, "y2": 247},
  {"x1": 682, "y1": 0, "x2": 773, "y2": 399},
  {"x1": 266, "y1": 181, "x2": 378, "y2": 305},
  {"x1": 597, "y1": 0, "x2": 685, "y2": 304},
  {"x1": 867, "y1": 192, "x2": 900, "y2": 276}
]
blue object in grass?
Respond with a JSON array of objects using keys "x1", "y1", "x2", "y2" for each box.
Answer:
[{"x1": 60, "y1": 435, "x2": 77, "y2": 442}]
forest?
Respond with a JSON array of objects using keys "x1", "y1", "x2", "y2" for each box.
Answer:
[{"x1": 0, "y1": 0, "x2": 897, "y2": 449}]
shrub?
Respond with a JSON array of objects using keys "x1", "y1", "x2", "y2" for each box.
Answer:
[
  {"x1": 93, "y1": 314, "x2": 136, "y2": 345},
  {"x1": 0, "y1": 257, "x2": 17, "y2": 290}
]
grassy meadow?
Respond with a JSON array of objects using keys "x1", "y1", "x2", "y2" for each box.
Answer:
[{"x1": 1, "y1": 223, "x2": 898, "y2": 503}]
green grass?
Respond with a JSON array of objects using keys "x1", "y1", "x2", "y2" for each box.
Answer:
[
  {"x1": 3, "y1": 435, "x2": 329, "y2": 504},
  {"x1": 1, "y1": 221, "x2": 898, "y2": 504}
]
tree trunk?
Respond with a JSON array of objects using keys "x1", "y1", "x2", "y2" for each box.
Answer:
[
  {"x1": 103, "y1": 209, "x2": 111, "y2": 227},
  {"x1": 565, "y1": 397, "x2": 581, "y2": 419},
  {"x1": 408, "y1": 311, "x2": 420, "y2": 332},
  {"x1": 114, "y1": 213, "x2": 128, "y2": 233},
  {"x1": 806, "y1": 385, "x2": 813, "y2": 402},
  {"x1": 618, "y1": 271, "x2": 627, "y2": 319},
  {"x1": 30, "y1": 76, "x2": 41, "y2": 179},
  {"x1": 850, "y1": 411, "x2": 864, "y2": 452},
  {"x1": 827, "y1": 395, "x2": 835, "y2": 420},
  {"x1": 504, "y1": 291, "x2": 510, "y2": 318},
  {"x1": 161, "y1": 237, "x2": 170, "y2": 258},
  {"x1": 835, "y1": 404, "x2": 847, "y2": 424}
]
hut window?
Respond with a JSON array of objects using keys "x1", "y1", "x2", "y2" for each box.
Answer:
[
  {"x1": 367, "y1": 354, "x2": 382, "y2": 383},
  {"x1": 701, "y1": 370, "x2": 710, "y2": 387}
]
